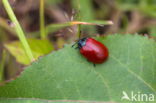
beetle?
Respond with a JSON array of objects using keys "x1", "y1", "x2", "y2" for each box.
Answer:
[{"x1": 72, "y1": 37, "x2": 109, "y2": 66}]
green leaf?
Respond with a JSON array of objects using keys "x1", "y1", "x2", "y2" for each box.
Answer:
[
  {"x1": 0, "y1": 98, "x2": 90, "y2": 103},
  {"x1": 5, "y1": 38, "x2": 53, "y2": 65},
  {"x1": 0, "y1": 34, "x2": 156, "y2": 103}
]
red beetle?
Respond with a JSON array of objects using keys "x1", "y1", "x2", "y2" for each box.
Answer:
[{"x1": 73, "y1": 37, "x2": 109, "y2": 65}]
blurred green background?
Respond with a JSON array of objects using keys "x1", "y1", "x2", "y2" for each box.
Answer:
[{"x1": 0, "y1": 0, "x2": 156, "y2": 81}]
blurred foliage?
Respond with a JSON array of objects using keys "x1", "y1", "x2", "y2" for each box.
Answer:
[
  {"x1": 72, "y1": 0, "x2": 94, "y2": 21},
  {"x1": 5, "y1": 39, "x2": 53, "y2": 65},
  {"x1": 72, "y1": 0, "x2": 96, "y2": 33},
  {"x1": 150, "y1": 27, "x2": 156, "y2": 37},
  {"x1": 117, "y1": 0, "x2": 156, "y2": 17},
  {"x1": 46, "y1": 0, "x2": 63, "y2": 5},
  {"x1": 0, "y1": 50, "x2": 6, "y2": 82}
]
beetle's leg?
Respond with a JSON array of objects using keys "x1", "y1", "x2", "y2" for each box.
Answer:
[
  {"x1": 74, "y1": 47, "x2": 79, "y2": 49},
  {"x1": 71, "y1": 43, "x2": 76, "y2": 48},
  {"x1": 93, "y1": 64, "x2": 96, "y2": 67}
]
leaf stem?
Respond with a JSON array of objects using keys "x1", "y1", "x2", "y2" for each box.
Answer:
[
  {"x1": 77, "y1": 24, "x2": 81, "y2": 39},
  {"x1": 2, "y1": 0, "x2": 34, "y2": 62},
  {"x1": 76, "y1": 0, "x2": 82, "y2": 39},
  {"x1": 40, "y1": 0, "x2": 46, "y2": 39}
]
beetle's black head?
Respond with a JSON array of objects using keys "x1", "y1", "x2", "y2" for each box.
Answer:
[{"x1": 77, "y1": 38, "x2": 87, "y2": 49}]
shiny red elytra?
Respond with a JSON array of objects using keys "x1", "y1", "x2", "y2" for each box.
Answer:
[{"x1": 73, "y1": 37, "x2": 109, "y2": 65}]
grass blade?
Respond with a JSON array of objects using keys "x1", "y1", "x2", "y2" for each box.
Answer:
[
  {"x1": 2, "y1": 0, "x2": 34, "y2": 62},
  {"x1": 40, "y1": 0, "x2": 46, "y2": 39}
]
